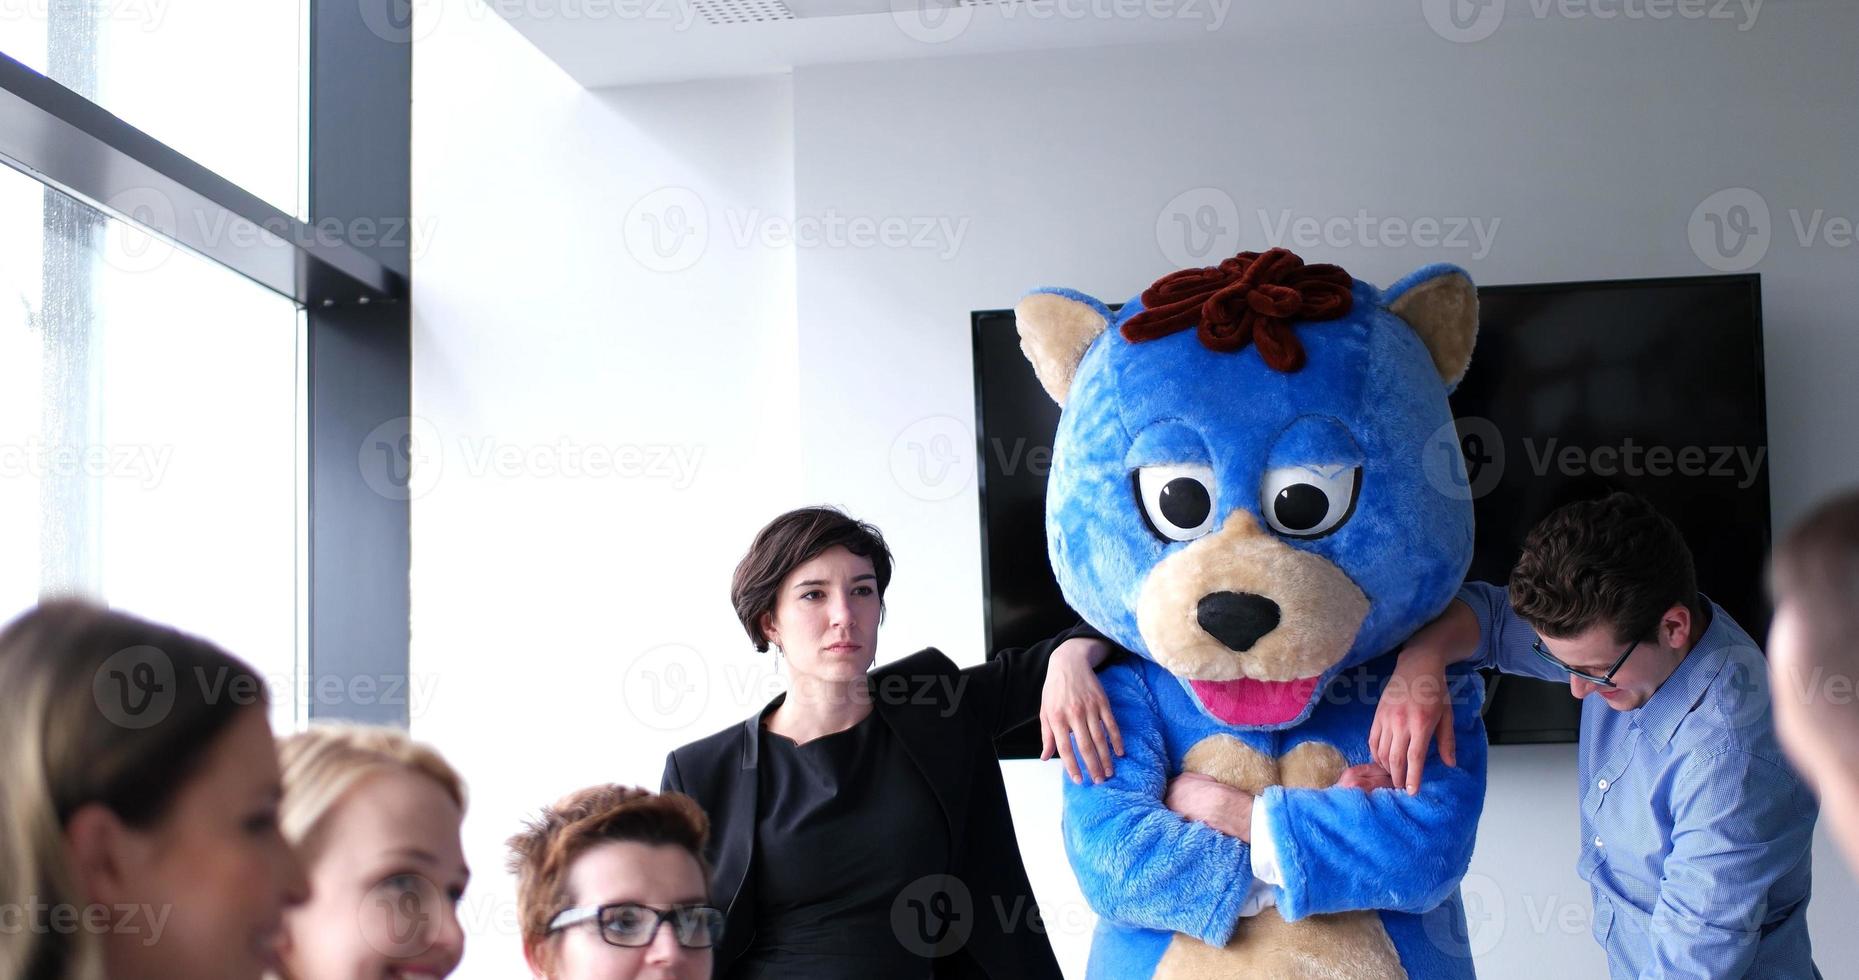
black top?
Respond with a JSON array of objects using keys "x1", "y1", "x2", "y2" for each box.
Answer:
[
  {"x1": 731, "y1": 705, "x2": 946, "y2": 980},
  {"x1": 662, "y1": 622, "x2": 1103, "y2": 980}
]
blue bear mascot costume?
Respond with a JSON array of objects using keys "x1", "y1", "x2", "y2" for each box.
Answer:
[{"x1": 1014, "y1": 248, "x2": 1489, "y2": 978}]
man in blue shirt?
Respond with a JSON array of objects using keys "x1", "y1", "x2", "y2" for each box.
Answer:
[{"x1": 1371, "y1": 492, "x2": 1818, "y2": 977}]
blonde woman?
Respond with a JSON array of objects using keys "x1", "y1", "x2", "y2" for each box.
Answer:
[
  {"x1": 0, "y1": 600, "x2": 307, "y2": 980},
  {"x1": 272, "y1": 724, "x2": 471, "y2": 980}
]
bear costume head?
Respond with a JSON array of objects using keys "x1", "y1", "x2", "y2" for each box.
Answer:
[{"x1": 1017, "y1": 248, "x2": 1478, "y2": 731}]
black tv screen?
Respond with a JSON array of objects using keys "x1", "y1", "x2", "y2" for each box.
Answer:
[{"x1": 974, "y1": 274, "x2": 1768, "y2": 752}]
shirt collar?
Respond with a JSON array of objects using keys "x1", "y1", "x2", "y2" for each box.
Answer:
[{"x1": 1631, "y1": 594, "x2": 1733, "y2": 749}]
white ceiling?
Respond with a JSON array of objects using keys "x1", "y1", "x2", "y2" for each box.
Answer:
[{"x1": 483, "y1": 0, "x2": 1433, "y2": 89}]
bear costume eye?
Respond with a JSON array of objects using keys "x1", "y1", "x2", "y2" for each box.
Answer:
[
  {"x1": 1260, "y1": 464, "x2": 1361, "y2": 539},
  {"x1": 1134, "y1": 463, "x2": 1217, "y2": 542}
]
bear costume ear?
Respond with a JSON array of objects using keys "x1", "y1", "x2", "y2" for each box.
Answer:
[
  {"x1": 1384, "y1": 264, "x2": 1478, "y2": 390},
  {"x1": 1014, "y1": 289, "x2": 1111, "y2": 406}
]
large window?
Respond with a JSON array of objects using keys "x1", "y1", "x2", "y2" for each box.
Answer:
[
  {"x1": 0, "y1": 0, "x2": 305, "y2": 214},
  {"x1": 0, "y1": 147, "x2": 304, "y2": 727},
  {"x1": 0, "y1": 1, "x2": 406, "y2": 729}
]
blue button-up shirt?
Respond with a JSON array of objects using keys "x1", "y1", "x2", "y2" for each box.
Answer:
[{"x1": 1458, "y1": 582, "x2": 1818, "y2": 979}]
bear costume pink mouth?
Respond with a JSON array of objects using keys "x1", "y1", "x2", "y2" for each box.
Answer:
[{"x1": 1188, "y1": 675, "x2": 1323, "y2": 727}]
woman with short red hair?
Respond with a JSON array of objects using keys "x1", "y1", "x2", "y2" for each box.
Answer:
[{"x1": 508, "y1": 784, "x2": 720, "y2": 980}]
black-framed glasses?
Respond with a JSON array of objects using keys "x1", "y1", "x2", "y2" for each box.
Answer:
[
  {"x1": 1531, "y1": 635, "x2": 1641, "y2": 689},
  {"x1": 547, "y1": 903, "x2": 724, "y2": 949}
]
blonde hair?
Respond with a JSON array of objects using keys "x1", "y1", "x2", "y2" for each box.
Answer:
[
  {"x1": 276, "y1": 724, "x2": 467, "y2": 855},
  {"x1": 0, "y1": 600, "x2": 269, "y2": 980}
]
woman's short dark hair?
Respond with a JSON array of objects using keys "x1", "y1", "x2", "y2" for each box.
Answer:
[
  {"x1": 731, "y1": 507, "x2": 894, "y2": 652},
  {"x1": 1508, "y1": 491, "x2": 1701, "y2": 643}
]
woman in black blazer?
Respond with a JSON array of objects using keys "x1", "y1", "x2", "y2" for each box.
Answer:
[{"x1": 661, "y1": 507, "x2": 1118, "y2": 980}]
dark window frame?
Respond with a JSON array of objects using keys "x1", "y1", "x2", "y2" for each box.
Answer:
[{"x1": 0, "y1": 0, "x2": 413, "y2": 725}]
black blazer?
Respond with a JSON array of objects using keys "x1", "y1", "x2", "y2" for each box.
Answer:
[{"x1": 660, "y1": 626, "x2": 1096, "y2": 980}]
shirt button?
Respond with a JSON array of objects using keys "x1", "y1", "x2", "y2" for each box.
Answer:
[
  {"x1": 1594, "y1": 836, "x2": 1605, "y2": 848},
  {"x1": 1597, "y1": 779, "x2": 1609, "y2": 791}
]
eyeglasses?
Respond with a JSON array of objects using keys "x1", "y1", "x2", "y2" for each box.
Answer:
[
  {"x1": 1531, "y1": 635, "x2": 1641, "y2": 689},
  {"x1": 547, "y1": 903, "x2": 724, "y2": 949}
]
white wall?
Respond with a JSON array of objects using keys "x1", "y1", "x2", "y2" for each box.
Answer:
[
  {"x1": 786, "y1": 4, "x2": 1859, "y2": 976},
  {"x1": 413, "y1": 0, "x2": 1859, "y2": 976},
  {"x1": 410, "y1": 3, "x2": 805, "y2": 975}
]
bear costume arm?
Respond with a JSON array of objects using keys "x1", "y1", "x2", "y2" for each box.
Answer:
[
  {"x1": 1062, "y1": 660, "x2": 1257, "y2": 946},
  {"x1": 1255, "y1": 669, "x2": 1488, "y2": 921}
]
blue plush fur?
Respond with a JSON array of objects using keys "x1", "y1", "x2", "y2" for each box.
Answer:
[{"x1": 1028, "y1": 262, "x2": 1490, "y2": 978}]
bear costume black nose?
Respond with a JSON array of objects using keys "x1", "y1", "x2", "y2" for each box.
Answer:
[{"x1": 1196, "y1": 592, "x2": 1281, "y2": 652}]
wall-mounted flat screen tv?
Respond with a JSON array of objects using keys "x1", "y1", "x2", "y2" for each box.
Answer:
[{"x1": 974, "y1": 273, "x2": 1768, "y2": 754}]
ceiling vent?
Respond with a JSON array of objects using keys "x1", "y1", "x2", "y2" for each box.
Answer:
[{"x1": 692, "y1": 0, "x2": 797, "y2": 25}]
